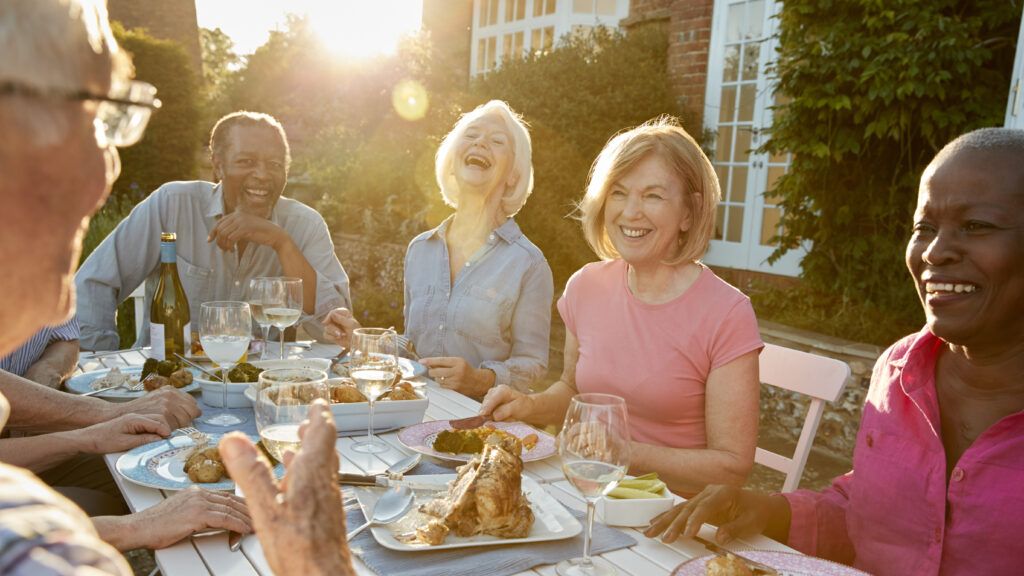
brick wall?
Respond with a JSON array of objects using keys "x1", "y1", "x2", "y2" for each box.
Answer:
[{"x1": 108, "y1": 0, "x2": 202, "y2": 75}]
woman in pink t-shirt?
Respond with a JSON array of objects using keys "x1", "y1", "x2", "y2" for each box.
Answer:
[{"x1": 481, "y1": 118, "x2": 763, "y2": 496}]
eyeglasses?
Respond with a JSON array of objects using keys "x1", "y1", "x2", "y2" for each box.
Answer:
[{"x1": 0, "y1": 79, "x2": 161, "y2": 147}]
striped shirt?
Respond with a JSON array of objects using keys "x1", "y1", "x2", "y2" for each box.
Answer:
[{"x1": 0, "y1": 318, "x2": 79, "y2": 377}]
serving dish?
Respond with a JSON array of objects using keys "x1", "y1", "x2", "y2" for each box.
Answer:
[
  {"x1": 66, "y1": 366, "x2": 200, "y2": 401},
  {"x1": 397, "y1": 420, "x2": 556, "y2": 463},
  {"x1": 193, "y1": 358, "x2": 332, "y2": 408},
  {"x1": 331, "y1": 356, "x2": 427, "y2": 380},
  {"x1": 596, "y1": 482, "x2": 674, "y2": 527}
]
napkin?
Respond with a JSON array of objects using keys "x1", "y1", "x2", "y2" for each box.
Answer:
[{"x1": 347, "y1": 506, "x2": 636, "y2": 576}]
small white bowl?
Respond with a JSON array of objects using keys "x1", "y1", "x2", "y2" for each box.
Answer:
[
  {"x1": 200, "y1": 380, "x2": 251, "y2": 408},
  {"x1": 597, "y1": 486, "x2": 674, "y2": 527}
]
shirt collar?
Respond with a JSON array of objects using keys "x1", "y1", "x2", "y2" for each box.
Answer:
[
  {"x1": 428, "y1": 215, "x2": 522, "y2": 243},
  {"x1": 895, "y1": 328, "x2": 944, "y2": 395}
]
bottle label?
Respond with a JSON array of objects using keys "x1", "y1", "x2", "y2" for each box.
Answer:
[
  {"x1": 182, "y1": 322, "x2": 192, "y2": 355},
  {"x1": 160, "y1": 241, "x2": 176, "y2": 263},
  {"x1": 150, "y1": 323, "x2": 166, "y2": 360}
]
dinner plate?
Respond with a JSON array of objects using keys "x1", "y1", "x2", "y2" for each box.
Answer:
[
  {"x1": 354, "y1": 474, "x2": 581, "y2": 551},
  {"x1": 671, "y1": 551, "x2": 870, "y2": 576},
  {"x1": 65, "y1": 366, "x2": 200, "y2": 401},
  {"x1": 115, "y1": 433, "x2": 284, "y2": 491},
  {"x1": 331, "y1": 356, "x2": 427, "y2": 380},
  {"x1": 397, "y1": 420, "x2": 556, "y2": 463}
]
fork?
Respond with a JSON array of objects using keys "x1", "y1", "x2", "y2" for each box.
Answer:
[
  {"x1": 173, "y1": 427, "x2": 210, "y2": 447},
  {"x1": 81, "y1": 378, "x2": 145, "y2": 397}
]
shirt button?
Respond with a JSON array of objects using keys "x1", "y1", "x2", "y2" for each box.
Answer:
[
  {"x1": 933, "y1": 528, "x2": 942, "y2": 543},
  {"x1": 489, "y1": 234, "x2": 495, "y2": 241},
  {"x1": 951, "y1": 467, "x2": 965, "y2": 482},
  {"x1": 865, "y1": 434, "x2": 873, "y2": 448},
  {"x1": 465, "y1": 262, "x2": 472, "y2": 267},
  {"x1": 234, "y1": 281, "x2": 240, "y2": 286}
]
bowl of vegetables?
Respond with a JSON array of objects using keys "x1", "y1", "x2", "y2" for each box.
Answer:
[{"x1": 596, "y1": 473, "x2": 675, "y2": 527}]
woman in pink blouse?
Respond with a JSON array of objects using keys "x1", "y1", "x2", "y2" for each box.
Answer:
[
  {"x1": 647, "y1": 128, "x2": 1024, "y2": 576},
  {"x1": 481, "y1": 118, "x2": 763, "y2": 496}
]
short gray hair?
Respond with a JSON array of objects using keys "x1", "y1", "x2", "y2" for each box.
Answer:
[
  {"x1": 209, "y1": 111, "x2": 291, "y2": 171},
  {"x1": 0, "y1": 0, "x2": 132, "y2": 147},
  {"x1": 434, "y1": 100, "x2": 534, "y2": 217}
]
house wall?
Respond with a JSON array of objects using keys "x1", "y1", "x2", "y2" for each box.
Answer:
[
  {"x1": 422, "y1": 0, "x2": 474, "y2": 86},
  {"x1": 108, "y1": 0, "x2": 203, "y2": 75}
]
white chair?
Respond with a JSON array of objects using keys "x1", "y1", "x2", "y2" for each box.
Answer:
[
  {"x1": 756, "y1": 343, "x2": 852, "y2": 492},
  {"x1": 128, "y1": 284, "x2": 146, "y2": 344}
]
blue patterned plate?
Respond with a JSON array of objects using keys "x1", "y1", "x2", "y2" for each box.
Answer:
[
  {"x1": 115, "y1": 434, "x2": 283, "y2": 491},
  {"x1": 66, "y1": 366, "x2": 200, "y2": 401}
]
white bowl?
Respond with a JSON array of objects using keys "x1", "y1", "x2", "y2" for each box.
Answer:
[
  {"x1": 597, "y1": 486, "x2": 674, "y2": 527},
  {"x1": 194, "y1": 359, "x2": 333, "y2": 408}
]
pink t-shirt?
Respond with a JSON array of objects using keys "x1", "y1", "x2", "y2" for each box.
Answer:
[{"x1": 557, "y1": 260, "x2": 763, "y2": 449}]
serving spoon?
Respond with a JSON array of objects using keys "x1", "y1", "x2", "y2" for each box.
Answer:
[{"x1": 346, "y1": 485, "x2": 415, "y2": 540}]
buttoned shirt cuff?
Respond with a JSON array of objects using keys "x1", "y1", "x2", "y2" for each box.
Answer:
[
  {"x1": 49, "y1": 317, "x2": 80, "y2": 342},
  {"x1": 780, "y1": 490, "x2": 819, "y2": 556},
  {"x1": 479, "y1": 360, "x2": 514, "y2": 391}
]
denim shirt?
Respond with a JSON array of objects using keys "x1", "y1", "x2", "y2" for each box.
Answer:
[{"x1": 404, "y1": 216, "x2": 553, "y2": 392}]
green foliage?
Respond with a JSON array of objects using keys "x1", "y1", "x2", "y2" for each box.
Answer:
[
  {"x1": 469, "y1": 26, "x2": 681, "y2": 289},
  {"x1": 112, "y1": 24, "x2": 204, "y2": 204},
  {"x1": 766, "y1": 0, "x2": 1018, "y2": 316},
  {"x1": 199, "y1": 27, "x2": 240, "y2": 126}
]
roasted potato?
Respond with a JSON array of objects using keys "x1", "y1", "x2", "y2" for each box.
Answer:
[
  {"x1": 381, "y1": 381, "x2": 418, "y2": 401},
  {"x1": 142, "y1": 373, "x2": 170, "y2": 391},
  {"x1": 330, "y1": 381, "x2": 368, "y2": 403},
  {"x1": 169, "y1": 368, "x2": 193, "y2": 388}
]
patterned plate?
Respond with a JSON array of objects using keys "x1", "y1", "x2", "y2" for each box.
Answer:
[
  {"x1": 397, "y1": 420, "x2": 556, "y2": 463},
  {"x1": 66, "y1": 366, "x2": 200, "y2": 401},
  {"x1": 671, "y1": 551, "x2": 870, "y2": 576},
  {"x1": 115, "y1": 434, "x2": 283, "y2": 491}
]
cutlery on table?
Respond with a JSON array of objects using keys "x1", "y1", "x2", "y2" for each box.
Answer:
[
  {"x1": 80, "y1": 379, "x2": 144, "y2": 397},
  {"x1": 338, "y1": 453, "x2": 422, "y2": 486},
  {"x1": 694, "y1": 535, "x2": 780, "y2": 576},
  {"x1": 448, "y1": 415, "x2": 492, "y2": 430},
  {"x1": 328, "y1": 346, "x2": 348, "y2": 375},
  {"x1": 346, "y1": 485, "x2": 415, "y2": 540},
  {"x1": 174, "y1": 353, "x2": 224, "y2": 381}
]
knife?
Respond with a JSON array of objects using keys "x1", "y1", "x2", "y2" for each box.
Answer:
[
  {"x1": 338, "y1": 453, "x2": 422, "y2": 486},
  {"x1": 695, "y1": 535, "x2": 779, "y2": 576}
]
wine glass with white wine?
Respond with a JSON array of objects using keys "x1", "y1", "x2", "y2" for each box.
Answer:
[
  {"x1": 258, "y1": 277, "x2": 302, "y2": 360},
  {"x1": 558, "y1": 394, "x2": 631, "y2": 576},
  {"x1": 350, "y1": 327, "x2": 399, "y2": 454},
  {"x1": 198, "y1": 301, "x2": 252, "y2": 427},
  {"x1": 248, "y1": 277, "x2": 275, "y2": 360},
  {"x1": 254, "y1": 368, "x2": 329, "y2": 461}
]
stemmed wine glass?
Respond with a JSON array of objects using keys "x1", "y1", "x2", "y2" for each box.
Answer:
[
  {"x1": 558, "y1": 394, "x2": 631, "y2": 576},
  {"x1": 248, "y1": 277, "x2": 275, "y2": 360},
  {"x1": 350, "y1": 327, "x2": 399, "y2": 454},
  {"x1": 251, "y1": 277, "x2": 302, "y2": 360},
  {"x1": 198, "y1": 301, "x2": 252, "y2": 427},
  {"x1": 254, "y1": 368, "x2": 329, "y2": 461}
]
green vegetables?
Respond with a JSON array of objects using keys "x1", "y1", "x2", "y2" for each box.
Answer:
[
  {"x1": 140, "y1": 358, "x2": 183, "y2": 380},
  {"x1": 607, "y1": 473, "x2": 668, "y2": 499}
]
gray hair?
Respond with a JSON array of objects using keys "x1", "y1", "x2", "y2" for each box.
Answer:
[
  {"x1": 209, "y1": 111, "x2": 291, "y2": 172},
  {"x1": 933, "y1": 127, "x2": 1024, "y2": 164},
  {"x1": 0, "y1": 0, "x2": 132, "y2": 147},
  {"x1": 434, "y1": 100, "x2": 534, "y2": 217}
]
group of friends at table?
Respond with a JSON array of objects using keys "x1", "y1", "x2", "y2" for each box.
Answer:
[{"x1": 0, "y1": 1, "x2": 1022, "y2": 575}]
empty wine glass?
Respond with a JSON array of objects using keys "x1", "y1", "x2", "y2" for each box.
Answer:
[
  {"x1": 253, "y1": 277, "x2": 302, "y2": 359},
  {"x1": 254, "y1": 368, "x2": 329, "y2": 461},
  {"x1": 350, "y1": 327, "x2": 399, "y2": 454},
  {"x1": 248, "y1": 277, "x2": 275, "y2": 360},
  {"x1": 198, "y1": 301, "x2": 252, "y2": 427},
  {"x1": 558, "y1": 393, "x2": 631, "y2": 576}
]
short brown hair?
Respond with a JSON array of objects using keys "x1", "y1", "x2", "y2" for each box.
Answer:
[{"x1": 579, "y1": 116, "x2": 720, "y2": 264}]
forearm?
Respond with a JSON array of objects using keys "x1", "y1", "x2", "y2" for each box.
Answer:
[
  {"x1": 763, "y1": 494, "x2": 792, "y2": 543},
  {"x1": 0, "y1": 431, "x2": 85, "y2": 472},
  {"x1": 274, "y1": 236, "x2": 318, "y2": 315},
  {"x1": 92, "y1": 515, "x2": 140, "y2": 552},
  {"x1": 0, "y1": 370, "x2": 116, "y2": 432},
  {"x1": 24, "y1": 340, "x2": 80, "y2": 388},
  {"x1": 630, "y1": 442, "x2": 753, "y2": 496}
]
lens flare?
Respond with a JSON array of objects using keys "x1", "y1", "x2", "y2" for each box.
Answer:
[{"x1": 392, "y1": 80, "x2": 429, "y2": 121}]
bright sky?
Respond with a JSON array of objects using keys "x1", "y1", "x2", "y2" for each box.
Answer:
[{"x1": 195, "y1": 0, "x2": 424, "y2": 57}]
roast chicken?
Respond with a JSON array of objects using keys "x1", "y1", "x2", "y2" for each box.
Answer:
[{"x1": 416, "y1": 433, "x2": 534, "y2": 545}]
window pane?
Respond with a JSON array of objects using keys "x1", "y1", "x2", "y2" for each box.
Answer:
[
  {"x1": 726, "y1": 3, "x2": 743, "y2": 42},
  {"x1": 479, "y1": 0, "x2": 487, "y2": 26},
  {"x1": 745, "y1": 0, "x2": 765, "y2": 39},
  {"x1": 727, "y1": 205, "x2": 745, "y2": 242},
  {"x1": 504, "y1": 34, "x2": 513, "y2": 61},
  {"x1": 489, "y1": 0, "x2": 499, "y2": 25},
  {"x1": 547, "y1": 0, "x2": 556, "y2": 13},
  {"x1": 715, "y1": 126, "x2": 734, "y2": 163},
  {"x1": 770, "y1": 148, "x2": 790, "y2": 165},
  {"x1": 715, "y1": 205, "x2": 726, "y2": 240},
  {"x1": 765, "y1": 165, "x2": 786, "y2": 200},
  {"x1": 715, "y1": 164, "x2": 729, "y2": 198},
  {"x1": 506, "y1": 0, "x2": 514, "y2": 22},
  {"x1": 738, "y1": 83, "x2": 756, "y2": 122},
  {"x1": 517, "y1": 0, "x2": 526, "y2": 20},
  {"x1": 488, "y1": 36, "x2": 496, "y2": 69},
  {"x1": 477, "y1": 39, "x2": 487, "y2": 72},
  {"x1": 760, "y1": 206, "x2": 781, "y2": 245},
  {"x1": 514, "y1": 31, "x2": 524, "y2": 56},
  {"x1": 544, "y1": 26, "x2": 554, "y2": 49},
  {"x1": 731, "y1": 165, "x2": 748, "y2": 203},
  {"x1": 596, "y1": 0, "x2": 616, "y2": 15},
  {"x1": 742, "y1": 43, "x2": 760, "y2": 81},
  {"x1": 574, "y1": 0, "x2": 593, "y2": 13},
  {"x1": 532, "y1": 28, "x2": 541, "y2": 54},
  {"x1": 723, "y1": 45, "x2": 739, "y2": 83},
  {"x1": 719, "y1": 86, "x2": 737, "y2": 122},
  {"x1": 735, "y1": 128, "x2": 752, "y2": 164}
]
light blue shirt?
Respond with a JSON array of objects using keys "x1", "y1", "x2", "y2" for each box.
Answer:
[
  {"x1": 404, "y1": 217, "x2": 553, "y2": 393},
  {"x1": 0, "y1": 318, "x2": 79, "y2": 377}
]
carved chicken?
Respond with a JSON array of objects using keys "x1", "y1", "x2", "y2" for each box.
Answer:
[{"x1": 417, "y1": 433, "x2": 534, "y2": 545}]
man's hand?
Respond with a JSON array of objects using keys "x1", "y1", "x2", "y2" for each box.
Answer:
[
  {"x1": 220, "y1": 399, "x2": 353, "y2": 576},
  {"x1": 95, "y1": 488, "x2": 252, "y2": 551},
  {"x1": 80, "y1": 413, "x2": 169, "y2": 454},
  {"x1": 322, "y1": 308, "x2": 361, "y2": 350},
  {"x1": 117, "y1": 386, "x2": 201, "y2": 429},
  {"x1": 208, "y1": 211, "x2": 288, "y2": 253},
  {"x1": 421, "y1": 356, "x2": 495, "y2": 399},
  {"x1": 479, "y1": 384, "x2": 535, "y2": 422}
]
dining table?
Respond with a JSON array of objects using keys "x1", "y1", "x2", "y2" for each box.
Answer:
[{"x1": 75, "y1": 344, "x2": 799, "y2": 576}]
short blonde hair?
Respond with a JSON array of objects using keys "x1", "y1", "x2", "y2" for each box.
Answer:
[
  {"x1": 579, "y1": 116, "x2": 720, "y2": 264},
  {"x1": 434, "y1": 100, "x2": 534, "y2": 217},
  {"x1": 0, "y1": 0, "x2": 132, "y2": 147}
]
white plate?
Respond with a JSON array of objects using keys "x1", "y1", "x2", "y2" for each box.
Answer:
[
  {"x1": 354, "y1": 474, "x2": 581, "y2": 551},
  {"x1": 115, "y1": 434, "x2": 284, "y2": 491},
  {"x1": 66, "y1": 366, "x2": 200, "y2": 401},
  {"x1": 671, "y1": 550, "x2": 870, "y2": 576},
  {"x1": 397, "y1": 420, "x2": 557, "y2": 463},
  {"x1": 331, "y1": 356, "x2": 427, "y2": 380}
]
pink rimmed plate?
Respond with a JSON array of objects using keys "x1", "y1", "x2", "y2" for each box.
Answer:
[
  {"x1": 397, "y1": 420, "x2": 556, "y2": 463},
  {"x1": 671, "y1": 551, "x2": 870, "y2": 576}
]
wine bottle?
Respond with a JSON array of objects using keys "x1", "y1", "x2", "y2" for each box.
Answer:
[{"x1": 150, "y1": 232, "x2": 191, "y2": 360}]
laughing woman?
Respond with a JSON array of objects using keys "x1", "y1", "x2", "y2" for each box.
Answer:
[
  {"x1": 480, "y1": 117, "x2": 762, "y2": 496},
  {"x1": 325, "y1": 101, "x2": 553, "y2": 399}
]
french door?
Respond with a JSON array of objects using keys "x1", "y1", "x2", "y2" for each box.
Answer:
[{"x1": 702, "y1": 0, "x2": 804, "y2": 277}]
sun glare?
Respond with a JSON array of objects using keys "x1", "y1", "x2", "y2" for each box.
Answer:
[{"x1": 306, "y1": 0, "x2": 422, "y2": 59}]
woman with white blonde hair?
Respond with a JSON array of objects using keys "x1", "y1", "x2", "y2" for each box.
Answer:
[
  {"x1": 480, "y1": 117, "x2": 762, "y2": 497},
  {"x1": 325, "y1": 100, "x2": 553, "y2": 399}
]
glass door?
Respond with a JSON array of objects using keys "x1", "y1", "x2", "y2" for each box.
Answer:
[{"x1": 703, "y1": 0, "x2": 804, "y2": 277}]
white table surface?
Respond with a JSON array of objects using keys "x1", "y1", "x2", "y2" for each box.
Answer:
[{"x1": 76, "y1": 344, "x2": 795, "y2": 576}]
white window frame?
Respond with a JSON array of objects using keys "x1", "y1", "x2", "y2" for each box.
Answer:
[{"x1": 1005, "y1": 7, "x2": 1024, "y2": 129}]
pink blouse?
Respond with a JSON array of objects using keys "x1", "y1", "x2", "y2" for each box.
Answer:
[
  {"x1": 784, "y1": 330, "x2": 1024, "y2": 576},
  {"x1": 557, "y1": 260, "x2": 762, "y2": 449}
]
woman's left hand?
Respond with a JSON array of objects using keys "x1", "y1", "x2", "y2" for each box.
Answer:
[{"x1": 421, "y1": 357, "x2": 495, "y2": 398}]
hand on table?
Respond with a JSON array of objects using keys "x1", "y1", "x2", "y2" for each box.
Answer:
[
  {"x1": 644, "y1": 484, "x2": 784, "y2": 544},
  {"x1": 220, "y1": 399, "x2": 354, "y2": 576},
  {"x1": 479, "y1": 384, "x2": 535, "y2": 422},
  {"x1": 422, "y1": 356, "x2": 494, "y2": 399},
  {"x1": 208, "y1": 211, "x2": 287, "y2": 253},
  {"x1": 117, "y1": 386, "x2": 201, "y2": 429},
  {"x1": 80, "y1": 413, "x2": 169, "y2": 454},
  {"x1": 322, "y1": 307, "x2": 361, "y2": 350}
]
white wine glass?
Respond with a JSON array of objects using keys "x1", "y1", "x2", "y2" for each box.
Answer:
[
  {"x1": 350, "y1": 327, "x2": 399, "y2": 454},
  {"x1": 264, "y1": 277, "x2": 302, "y2": 360},
  {"x1": 558, "y1": 393, "x2": 631, "y2": 576},
  {"x1": 248, "y1": 277, "x2": 275, "y2": 360},
  {"x1": 198, "y1": 301, "x2": 252, "y2": 427},
  {"x1": 255, "y1": 368, "x2": 329, "y2": 461}
]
